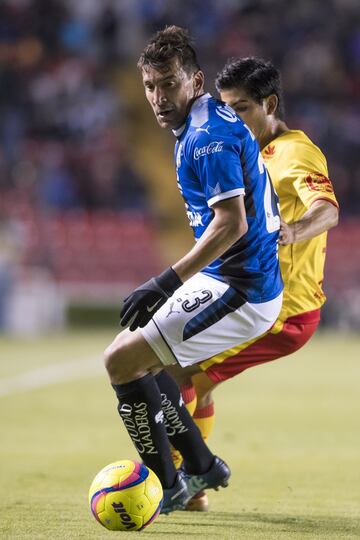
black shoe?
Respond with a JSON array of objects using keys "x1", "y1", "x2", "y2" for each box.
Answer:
[
  {"x1": 160, "y1": 471, "x2": 190, "y2": 514},
  {"x1": 182, "y1": 456, "x2": 231, "y2": 499}
]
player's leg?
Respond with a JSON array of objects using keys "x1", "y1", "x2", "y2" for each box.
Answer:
[
  {"x1": 179, "y1": 371, "x2": 217, "y2": 511},
  {"x1": 104, "y1": 325, "x2": 228, "y2": 511},
  {"x1": 148, "y1": 365, "x2": 228, "y2": 490},
  {"x1": 104, "y1": 329, "x2": 180, "y2": 493},
  {"x1": 165, "y1": 282, "x2": 285, "y2": 457},
  {"x1": 191, "y1": 371, "x2": 217, "y2": 450},
  {"x1": 173, "y1": 380, "x2": 197, "y2": 468},
  {"x1": 151, "y1": 366, "x2": 230, "y2": 502},
  {"x1": 167, "y1": 365, "x2": 215, "y2": 420},
  {"x1": 185, "y1": 313, "x2": 320, "y2": 510},
  {"x1": 154, "y1": 369, "x2": 214, "y2": 474},
  {"x1": 141, "y1": 273, "x2": 282, "y2": 502},
  {"x1": 164, "y1": 365, "x2": 198, "y2": 469},
  {"x1": 166, "y1": 364, "x2": 216, "y2": 470}
]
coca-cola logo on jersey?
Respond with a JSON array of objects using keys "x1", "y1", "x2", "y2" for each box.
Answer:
[{"x1": 193, "y1": 141, "x2": 224, "y2": 160}]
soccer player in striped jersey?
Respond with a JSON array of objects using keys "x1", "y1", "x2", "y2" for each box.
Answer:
[
  {"x1": 103, "y1": 31, "x2": 283, "y2": 513},
  {"x1": 177, "y1": 57, "x2": 339, "y2": 511}
]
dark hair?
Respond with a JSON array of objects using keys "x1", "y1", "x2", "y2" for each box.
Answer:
[
  {"x1": 137, "y1": 25, "x2": 200, "y2": 75},
  {"x1": 215, "y1": 57, "x2": 285, "y2": 119}
]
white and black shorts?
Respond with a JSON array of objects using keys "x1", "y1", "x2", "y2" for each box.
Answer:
[{"x1": 140, "y1": 273, "x2": 283, "y2": 368}]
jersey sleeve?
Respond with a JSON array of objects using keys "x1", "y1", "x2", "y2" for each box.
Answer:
[
  {"x1": 288, "y1": 141, "x2": 338, "y2": 210},
  {"x1": 187, "y1": 134, "x2": 245, "y2": 207}
]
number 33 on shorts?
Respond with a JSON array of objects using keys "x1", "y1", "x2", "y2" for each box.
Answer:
[
  {"x1": 140, "y1": 272, "x2": 282, "y2": 368},
  {"x1": 181, "y1": 290, "x2": 213, "y2": 312}
]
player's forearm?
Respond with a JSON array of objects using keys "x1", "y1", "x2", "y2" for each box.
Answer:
[
  {"x1": 172, "y1": 217, "x2": 246, "y2": 283},
  {"x1": 281, "y1": 200, "x2": 339, "y2": 245}
]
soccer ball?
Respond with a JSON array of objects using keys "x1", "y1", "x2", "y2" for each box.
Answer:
[{"x1": 89, "y1": 460, "x2": 163, "y2": 531}]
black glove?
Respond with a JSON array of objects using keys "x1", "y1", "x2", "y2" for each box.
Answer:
[{"x1": 120, "y1": 267, "x2": 182, "y2": 331}]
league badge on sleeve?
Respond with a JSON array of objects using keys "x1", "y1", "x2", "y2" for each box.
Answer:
[{"x1": 304, "y1": 173, "x2": 335, "y2": 193}]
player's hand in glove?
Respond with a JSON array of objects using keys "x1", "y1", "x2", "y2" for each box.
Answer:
[{"x1": 120, "y1": 267, "x2": 182, "y2": 331}]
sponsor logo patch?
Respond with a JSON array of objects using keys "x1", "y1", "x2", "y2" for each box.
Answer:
[
  {"x1": 215, "y1": 105, "x2": 238, "y2": 123},
  {"x1": 155, "y1": 410, "x2": 164, "y2": 424},
  {"x1": 186, "y1": 210, "x2": 203, "y2": 227},
  {"x1": 263, "y1": 144, "x2": 276, "y2": 158},
  {"x1": 304, "y1": 173, "x2": 334, "y2": 193},
  {"x1": 196, "y1": 126, "x2": 210, "y2": 134},
  {"x1": 112, "y1": 502, "x2": 137, "y2": 530},
  {"x1": 194, "y1": 141, "x2": 224, "y2": 160}
]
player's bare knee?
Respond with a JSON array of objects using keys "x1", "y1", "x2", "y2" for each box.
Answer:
[
  {"x1": 104, "y1": 333, "x2": 129, "y2": 378},
  {"x1": 104, "y1": 331, "x2": 151, "y2": 383}
]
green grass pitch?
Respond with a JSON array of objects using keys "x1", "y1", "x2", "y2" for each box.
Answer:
[{"x1": 0, "y1": 330, "x2": 359, "y2": 539}]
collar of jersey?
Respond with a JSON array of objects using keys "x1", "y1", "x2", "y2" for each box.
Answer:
[{"x1": 172, "y1": 93, "x2": 211, "y2": 138}]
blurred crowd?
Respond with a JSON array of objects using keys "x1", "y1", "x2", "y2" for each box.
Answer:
[
  {"x1": 0, "y1": 0, "x2": 359, "y2": 215},
  {"x1": 0, "y1": 0, "x2": 149, "y2": 214},
  {"x1": 0, "y1": 0, "x2": 359, "y2": 330}
]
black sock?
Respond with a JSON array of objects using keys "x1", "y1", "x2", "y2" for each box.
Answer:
[
  {"x1": 112, "y1": 373, "x2": 177, "y2": 488},
  {"x1": 155, "y1": 370, "x2": 214, "y2": 474}
]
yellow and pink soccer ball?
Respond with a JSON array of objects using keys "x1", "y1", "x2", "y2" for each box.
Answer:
[{"x1": 89, "y1": 460, "x2": 163, "y2": 531}]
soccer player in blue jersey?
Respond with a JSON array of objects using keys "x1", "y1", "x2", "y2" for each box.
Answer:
[{"x1": 103, "y1": 26, "x2": 283, "y2": 513}]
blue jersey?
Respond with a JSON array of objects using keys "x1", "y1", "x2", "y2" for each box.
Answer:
[{"x1": 173, "y1": 93, "x2": 283, "y2": 303}]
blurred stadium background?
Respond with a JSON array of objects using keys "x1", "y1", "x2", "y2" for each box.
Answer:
[
  {"x1": 0, "y1": 0, "x2": 359, "y2": 336},
  {"x1": 1, "y1": 4, "x2": 359, "y2": 538}
]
